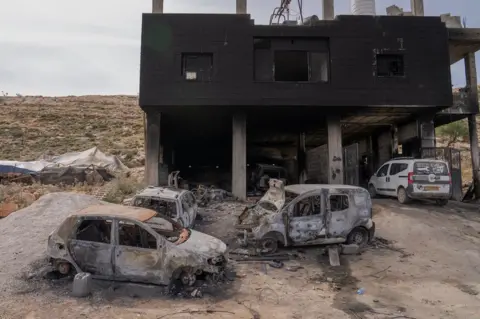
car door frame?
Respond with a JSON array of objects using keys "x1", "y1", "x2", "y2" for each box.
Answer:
[
  {"x1": 374, "y1": 163, "x2": 391, "y2": 195},
  {"x1": 68, "y1": 216, "x2": 115, "y2": 280},
  {"x1": 179, "y1": 191, "x2": 198, "y2": 228},
  {"x1": 326, "y1": 192, "x2": 353, "y2": 239},
  {"x1": 282, "y1": 190, "x2": 327, "y2": 246},
  {"x1": 112, "y1": 217, "x2": 169, "y2": 285}
]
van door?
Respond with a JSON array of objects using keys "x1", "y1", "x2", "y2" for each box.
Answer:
[
  {"x1": 326, "y1": 193, "x2": 351, "y2": 238},
  {"x1": 373, "y1": 164, "x2": 390, "y2": 195},
  {"x1": 287, "y1": 193, "x2": 326, "y2": 244},
  {"x1": 385, "y1": 162, "x2": 409, "y2": 196}
]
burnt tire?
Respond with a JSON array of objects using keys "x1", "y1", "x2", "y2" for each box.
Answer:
[
  {"x1": 258, "y1": 236, "x2": 278, "y2": 255},
  {"x1": 346, "y1": 227, "x2": 369, "y2": 247},
  {"x1": 368, "y1": 184, "x2": 377, "y2": 198},
  {"x1": 397, "y1": 187, "x2": 410, "y2": 204},
  {"x1": 435, "y1": 199, "x2": 449, "y2": 206}
]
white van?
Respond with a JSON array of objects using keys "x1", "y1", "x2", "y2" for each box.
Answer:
[{"x1": 368, "y1": 158, "x2": 451, "y2": 205}]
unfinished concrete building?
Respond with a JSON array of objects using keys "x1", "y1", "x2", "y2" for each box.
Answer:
[{"x1": 139, "y1": 0, "x2": 480, "y2": 201}]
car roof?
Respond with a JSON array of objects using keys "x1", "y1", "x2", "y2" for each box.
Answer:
[
  {"x1": 285, "y1": 184, "x2": 366, "y2": 195},
  {"x1": 134, "y1": 186, "x2": 186, "y2": 200},
  {"x1": 74, "y1": 204, "x2": 157, "y2": 222},
  {"x1": 388, "y1": 158, "x2": 448, "y2": 163}
]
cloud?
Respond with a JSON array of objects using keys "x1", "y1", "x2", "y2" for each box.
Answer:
[{"x1": 0, "y1": 0, "x2": 478, "y2": 95}]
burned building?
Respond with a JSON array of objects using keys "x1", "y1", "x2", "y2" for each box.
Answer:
[{"x1": 139, "y1": 0, "x2": 480, "y2": 200}]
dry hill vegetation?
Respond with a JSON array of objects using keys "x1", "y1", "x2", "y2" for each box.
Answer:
[
  {"x1": 0, "y1": 95, "x2": 144, "y2": 166},
  {"x1": 0, "y1": 95, "x2": 145, "y2": 214}
]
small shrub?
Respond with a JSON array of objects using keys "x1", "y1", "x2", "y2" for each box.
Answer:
[{"x1": 436, "y1": 120, "x2": 469, "y2": 147}]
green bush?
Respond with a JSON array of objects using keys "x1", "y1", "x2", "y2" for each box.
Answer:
[{"x1": 436, "y1": 120, "x2": 469, "y2": 146}]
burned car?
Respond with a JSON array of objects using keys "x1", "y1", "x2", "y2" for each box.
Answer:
[
  {"x1": 47, "y1": 204, "x2": 227, "y2": 287},
  {"x1": 127, "y1": 186, "x2": 198, "y2": 228},
  {"x1": 236, "y1": 179, "x2": 375, "y2": 254}
]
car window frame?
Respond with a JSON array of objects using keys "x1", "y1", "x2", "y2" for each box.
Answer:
[
  {"x1": 328, "y1": 194, "x2": 350, "y2": 212},
  {"x1": 389, "y1": 162, "x2": 408, "y2": 176},
  {"x1": 285, "y1": 190, "x2": 325, "y2": 218},
  {"x1": 72, "y1": 216, "x2": 114, "y2": 245},
  {"x1": 113, "y1": 218, "x2": 164, "y2": 250},
  {"x1": 376, "y1": 164, "x2": 390, "y2": 177}
]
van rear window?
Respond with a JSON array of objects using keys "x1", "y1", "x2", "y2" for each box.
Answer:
[{"x1": 413, "y1": 162, "x2": 448, "y2": 176}]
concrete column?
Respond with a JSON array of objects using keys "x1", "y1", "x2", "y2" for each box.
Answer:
[
  {"x1": 418, "y1": 118, "x2": 435, "y2": 149},
  {"x1": 145, "y1": 112, "x2": 161, "y2": 186},
  {"x1": 152, "y1": 0, "x2": 164, "y2": 13},
  {"x1": 232, "y1": 112, "x2": 247, "y2": 200},
  {"x1": 322, "y1": 0, "x2": 335, "y2": 20},
  {"x1": 298, "y1": 133, "x2": 307, "y2": 183},
  {"x1": 327, "y1": 115, "x2": 344, "y2": 184},
  {"x1": 236, "y1": 0, "x2": 247, "y2": 14},
  {"x1": 465, "y1": 52, "x2": 480, "y2": 198},
  {"x1": 410, "y1": 0, "x2": 424, "y2": 16}
]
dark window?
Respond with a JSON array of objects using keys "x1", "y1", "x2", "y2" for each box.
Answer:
[
  {"x1": 181, "y1": 53, "x2": 213, "y2": 81},
  {"x1": 134, "y1": 197, "x2": 177, "y2": 219},
  {"x1": 75, "y1": 219, "x2": 111, "y2": 244},
  {"x1": 293, "y1": 195, "x2": 322, "y2": 217},
  {"x1": 389, "y1": 163, "x2": 408, "y2": 175},
  {"x1": 414, "y1": 162, "x2": 448, "y2": 176},
  {"x1": 330, "y1": 195, "x2": 349, "y2": 212},
  {"x1": 118, "y1": 221, "x2": 157, "y2": 249},
  {"x1": 377, "y1": 164, "x2": 389, "y2": 177},
  {"x1": 274, "y1": 51, "x2": 309, "y2": 81},
  {"x1": 377, "y1": 54, "x2": 405, "y2": 77}
]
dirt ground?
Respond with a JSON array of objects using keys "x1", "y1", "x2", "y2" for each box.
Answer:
[{"x1": 0, "y1": 197, "x2": 479, "y2": 319}]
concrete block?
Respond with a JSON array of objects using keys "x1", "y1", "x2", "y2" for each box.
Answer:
[
  {"x1": 328, "y1": 246, "x2": 340, "y2": 266},
  {"x1": 340, "y1": 244, "x2": 360, "y2": 255},
  {"x1": 72, "y1": 272, "x2": 92, "y2": 297}
]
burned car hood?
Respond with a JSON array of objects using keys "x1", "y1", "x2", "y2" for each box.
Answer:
[{"x1": 178, "y1": 230, "x2": 227, "y2": 258}]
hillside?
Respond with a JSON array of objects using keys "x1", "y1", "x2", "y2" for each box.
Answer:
[{"x1": 0, "y1": 95, "x2": 144, "y2": 167}]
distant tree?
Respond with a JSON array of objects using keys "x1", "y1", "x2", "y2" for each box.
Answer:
[{"x1": 436, "y1": 120, "x2": 469, "y2": 147}]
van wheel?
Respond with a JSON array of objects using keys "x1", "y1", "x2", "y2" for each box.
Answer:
[
  {"x1": 368, "y1": 184, "x2": 377, "y2": 198},
  {"x1": 397, "y1": 187, "x2": 410, "y2": 204},
  {"x1": 347, "y1": 227, "x2": 369, "y2": 247},
  {"x1": 258, "y1": 237, "x2": 278, "y2": 255},
  {"x1": 435, "y1": 199, "x2": 448, "y2": 206}
]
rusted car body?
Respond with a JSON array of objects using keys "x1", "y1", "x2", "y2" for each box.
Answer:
[
  {"x1": 236, "y1": 179, "x2": 375, "y2": 253},
  {"x1": 128, "y1": 186, "x2": 198, "y2": 228},
  {"x1": 47, "y1": 204, "x2": 227, "y2": 286}
]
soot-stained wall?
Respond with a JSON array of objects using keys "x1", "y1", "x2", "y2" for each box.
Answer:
[{"x1": 140, "y1": 14, "x2": 452, "y2": 108}]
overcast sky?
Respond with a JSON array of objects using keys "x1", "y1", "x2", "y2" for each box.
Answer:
[{"x1": 0, "y1": 0, "x2": 478, "y2": 96}]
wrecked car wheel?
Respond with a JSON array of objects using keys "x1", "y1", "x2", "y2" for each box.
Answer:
[
  {"x1": 180, "y1": 271, "x2": 196, "y2": 287},
  {"x1": 347, "y1": 227, "x2": 369, "y2": 247},
  {"x1": 258, "y1": 237, "x2": 278, "y2": 255}
]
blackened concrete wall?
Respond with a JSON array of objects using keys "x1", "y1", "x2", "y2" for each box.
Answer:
[{"x1": 140, "y1": 14, "x2": 452, "y2": 108}]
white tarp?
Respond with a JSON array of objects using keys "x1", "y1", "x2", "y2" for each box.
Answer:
[
  {"x1": 0, "y1": 147, "x2": 128, "y2": 173},
  {"x1": 38, "y1": 147, "x2": 128, "y2": 172},
  {"x1": 0, "y1": 160, "x2": 50, "y2": 173}
]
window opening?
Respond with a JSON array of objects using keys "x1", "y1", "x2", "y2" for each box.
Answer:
[
  {"x1": 181, "y1": 53, "x2": 213, "y2": 81},
  {"x1": 118, "y1": 221, "x2": 157, "y2": 249},
  {"x1": 293, "y1": 195, "x2": 322, "y2": 217},
  {"x1": 274, "y1": 51, "x2": 309, "y2": 81},
  {"x1": 330, "y1": 195, "x2": 349, "y2": 212},
  {"x1": 377, "y1": 54, "x2": 405, "y2": 77},
  {"x1": 75, "y1": 219, "x2": 112, "y2": 244}
]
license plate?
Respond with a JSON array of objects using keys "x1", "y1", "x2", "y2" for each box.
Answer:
[{"x1": 424, "y1": 186, "x2": 440, "y2": 191}]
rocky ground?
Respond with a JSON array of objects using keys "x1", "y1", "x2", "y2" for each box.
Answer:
[{"x1": 0, "y1": 193, "x2": 479, "y2": 319}]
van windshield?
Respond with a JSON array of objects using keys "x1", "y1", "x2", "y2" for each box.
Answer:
[{"x1": 414, "y1": 162, "x2": 448, "y2": 176}]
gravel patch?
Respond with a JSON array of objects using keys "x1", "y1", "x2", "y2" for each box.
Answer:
[{"x1": 0, "y1": 192, "x2": 101, "y2": 295}]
